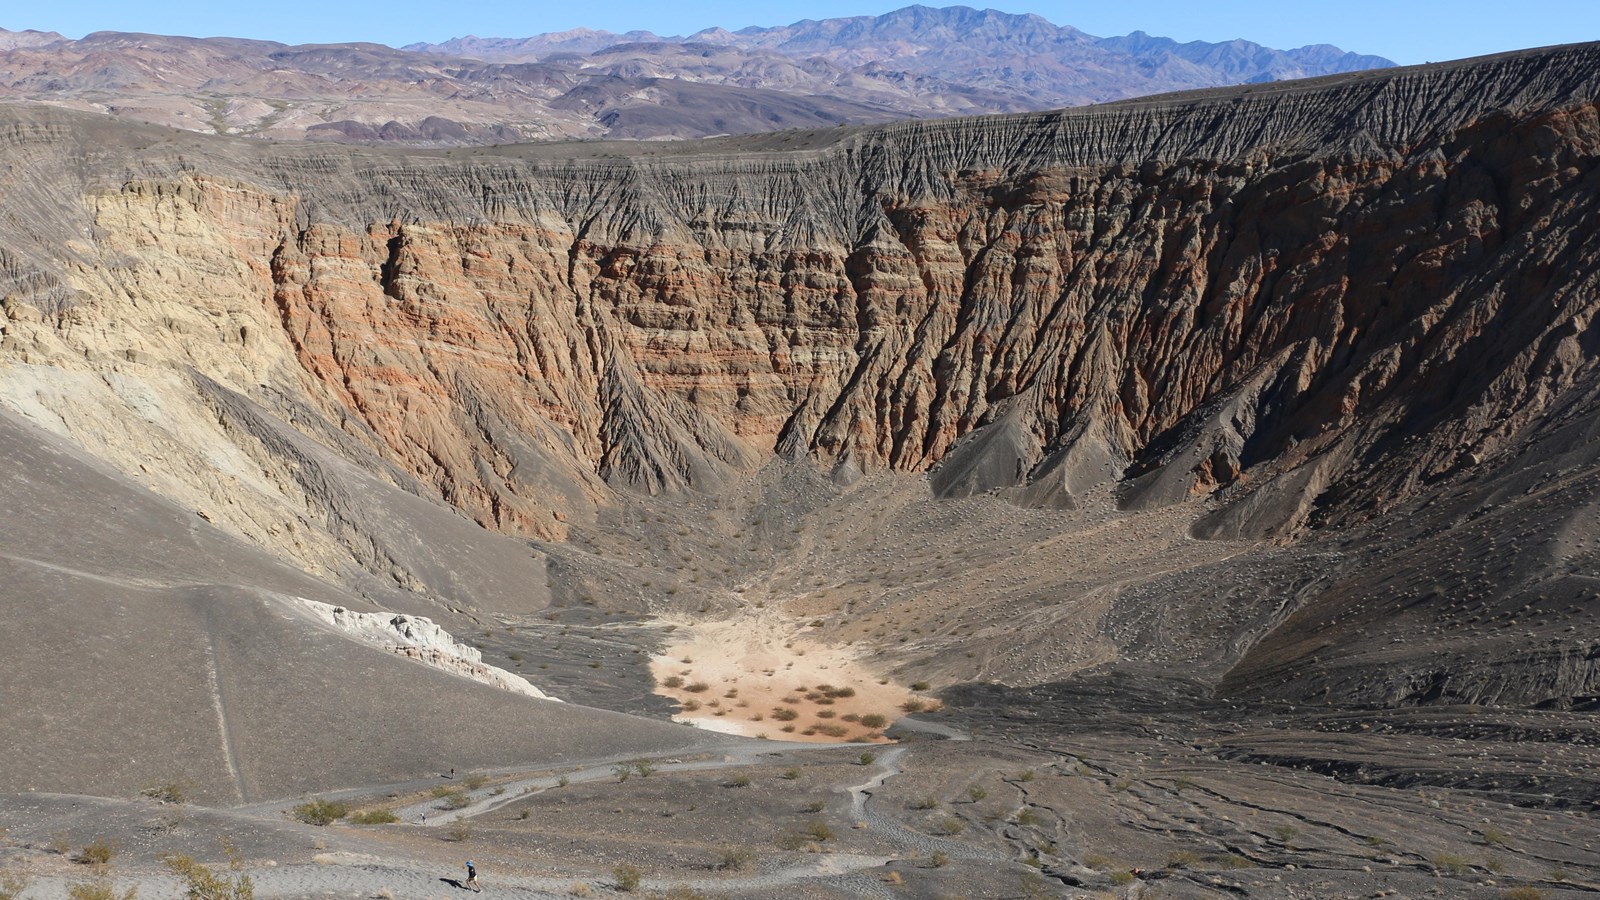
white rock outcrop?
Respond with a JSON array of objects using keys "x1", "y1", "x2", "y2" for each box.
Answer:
[{"x1": 294, "y1": 598, "x2": 559, "y2": 701}]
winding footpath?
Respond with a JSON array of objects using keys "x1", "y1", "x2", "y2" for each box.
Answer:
[{"x1": 20, "y1": 720, "x2": 987, "y2": 899}]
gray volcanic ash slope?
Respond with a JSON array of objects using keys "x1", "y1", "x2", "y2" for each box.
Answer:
[{"x1": 0, "y1": 44, "x2": 1598, "y2": 806}]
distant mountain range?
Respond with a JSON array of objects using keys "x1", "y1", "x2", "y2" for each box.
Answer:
[{"x1": 0, "y1": 5, "x2": 1394, "y2": 144}]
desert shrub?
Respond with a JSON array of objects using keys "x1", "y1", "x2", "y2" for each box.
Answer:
[
  {"x1": 1017, "y1": 770, "x2": 1035, "y2": 783},
  {"x1": 556, "y1": 775, "x2": 570, "y2": 788},
  {"x1": 67, "y1": 874, "x2": 137, "y2": 900},
  {"x1": 1214, "y1": 854, "x2": 1252, "y2": 870},
  {"x1": 1109, "y1": 870, "x2": 1136, "y2": 886},
  {"x1": 908, "y1": 795, "x2": 939, "y2": 810},
  {"x1": 965, "y1": 785, "x2": 987, "y2": 803},
  {"x1": 726, "y1": 775, "x2": 751, "y2": 788},
  {"x1": 802, "y1": 800, "x2": 825, "y2": 813},
  {"x1": 462, "y1": 774, "x2": 488, "y2": 790},
  {"x1": 858, "y1": 714, "x2": 889, "y2": 729},
  {"x1": 163, "y1": 851, "x2": 255, "y2": 900},
  {"x1": 715, "y1": 847, "x2": 752, "y2": 871},
  {"x1": 857, "y1": 752, "x2": 876, "y2": 766},
  {"x1": 140, "y1": 784, "x2": 186, "y2": 804},
  {"x1": 1272, "y1": 824, "x2": 1300, "y2": 848},
  {"x1": 815, "y1": 724, "x2": 849, "y2": 737},
  {"x1": 612, "y1": 863, "x2": 641, "y2": 892},
  {"x1": 1503, "y1": 889, "x2": 1545, "y2": 900},
  {"x1": 680, "y1": 699, "x2": 701, "y2": 712},
  {"x1": 1167, "y1": 851, "x2": 1200, "y2": 869},
  {"x1": 930, "y1": 850, "x2": 949, "y2": 867},
  {"x1": 1433, "y1": 853, "x2": 1473, "y2": 876},
  {"x1": 803, "y1": 820, "x2": 834, "y2": 841},
  {"x1": 932, "y1": 816, "x2": 966, "y2": 835},
  {"x1": 815, "y1": 709, "x2": 836, "y2": 719},
  {"x1": 569, "y1": 883, "x2": 592, "y2": 896},
  {"x1": 633, "y1": 760, "x2": 658, "y2": 778},
  {"x1": 443, "y1": 820, "x2": 471, "y2": 843},
  {"x1": 901, "y1": 699, "x2": 926, "y2": 713},
  {"x1": 1083, "y1": 853, "x2": 1114, "y2": 870},
  {"x1": 0, "y1": 866, "x2": 32, "y2": 900},
  {"x1": 77, "y1": 837, "x2": 118, "y2": 866},
  {"x1": 662, "y1": 676, "x2": 684, "y2": 689},
  {"x1": 436, "y1": 791, "x2": 471, "y2": 810},
  {"x1": 1481, "y1": 827, "x2": 1509, "y2": 846},
  {"x1": 770, "y1": 708, "x2": 799, "y2": 721},
  {"x1": 661, "y1": 887, "x2": 706, "y2": 900},
  {"x1": 780, "y1": 767, "x2": 802, "y2": 780},
  {"x1": 685, "y1": 682, "x2": 710, "y2": 693},
  {"x1": 1016, "y1": 809, "x2": 1040, "y2": 826},
  {"x1": 910, "y1": 681, "x2": 930, "y2": 691},
  {"x1": 347, "y1": 809, "x2": 398, "y2": 825},
  {"x1": 613, "y1": 764, "x2": 632, "y2": 783}
]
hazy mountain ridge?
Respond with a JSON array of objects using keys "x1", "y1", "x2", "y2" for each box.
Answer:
[{"x1": 0, "y1": 6, "x2": 1394, "y2": 145}]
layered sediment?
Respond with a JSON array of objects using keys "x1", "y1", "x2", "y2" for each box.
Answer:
[{"x1": 1, "y1": 43, "x2": 1598, "y2": 743}]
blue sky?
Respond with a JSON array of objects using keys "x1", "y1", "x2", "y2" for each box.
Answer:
[{"x1": 5, "y1": 1, "x2": 1597, "y2": 65}]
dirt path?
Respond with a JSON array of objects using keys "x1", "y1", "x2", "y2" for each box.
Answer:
[{"x1": 20, "y1": 732, "x2": 983, "y2": 899}]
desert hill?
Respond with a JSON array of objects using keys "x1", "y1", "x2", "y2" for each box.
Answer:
[{"x1": 0, "y1": 6, "x2": 1393, "y2": 144}]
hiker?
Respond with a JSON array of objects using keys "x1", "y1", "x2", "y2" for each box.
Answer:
[
  {"x1": 465, "y1": 860, "x2": 481, "y2": 893},
  {"x1": 420, "y1": 811, "x2": 427, "y2": 826}
]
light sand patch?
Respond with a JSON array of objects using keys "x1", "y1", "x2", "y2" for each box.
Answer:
[{"x1": 651, "y1": 608, "x2": 923, "y2": 743}]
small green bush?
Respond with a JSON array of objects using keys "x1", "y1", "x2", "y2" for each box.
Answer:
[
  {"x1": 163, "y1": 851, "x2": 255, "y2": 899},
  {"x1": 347, "y1": 809, "x2": 399, "y2": 825},
  {"x1": 858, "y1": 713, "x2": 889, "y2": 729},
  {"x1": 140, "y1": 784, "x2": 185, "y2": 804},
  {"x1": 613, "y1": 863, "x2": 641, "y2": 892},
  {"x1": 436, "y1": 791, "x2": 471, "y2": 810},
  {"x1": 780, "y1": 767, "x2": 802, "y2": 780},
  {"x1": 292, "y1": 800, "x2": 347, "y2": 826},
  {"x1": 0, "y1": 866, "x2": 33, "y2": 900},
  {"x1": 715, "y1": 847, "x2": 752, "y2": 871},
  {"x1": 857, "y1": 753, "x2": 876, "y2": 766},
  {"x1": 803, "y1": 820, "x2": 834, "y2": 842},
  {"x1": 66, "y1": 874, "x2": 137, "y2": 900},
  {"x1": 77, "y1": 838, "x2": 118, "y2": 866}
]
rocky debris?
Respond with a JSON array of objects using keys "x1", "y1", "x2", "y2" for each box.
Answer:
[{"x1": 294, "y1": 598, "x2": 559, "y2": 701}]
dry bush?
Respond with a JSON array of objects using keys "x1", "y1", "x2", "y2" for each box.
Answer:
[
  {"x1": 612, "y1": 863, "x2": 641, "y2": 892},
  {"x1": 77, "y1": 837, "x2": 118, "y2": 867},
  {"x1": 292, "y1": 800, "x2": 347, "y2": 826},
  {"x1": 0, "y1": 866, "x2": 32, "y2": 900}
]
